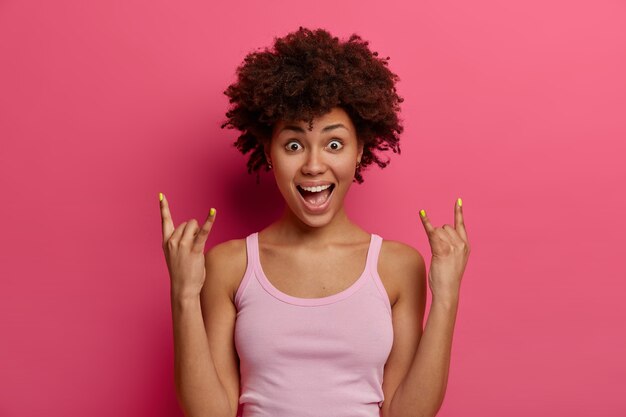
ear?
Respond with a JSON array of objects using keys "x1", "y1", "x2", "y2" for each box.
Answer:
[{"x1": 357, "y1": 140, "x2": 364, "y2": 163}]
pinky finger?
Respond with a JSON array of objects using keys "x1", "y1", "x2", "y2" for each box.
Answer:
[{"x1": 192, "y1": 207, "x2": 216, "y2": 253}]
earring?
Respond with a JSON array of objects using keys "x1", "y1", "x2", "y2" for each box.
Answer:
[
  {"x1": 268, "y1": 162, "x2": 272, "y2": 169},
  {"x1": 356, "y1": 161, "x2": 360, "y2": 168}
]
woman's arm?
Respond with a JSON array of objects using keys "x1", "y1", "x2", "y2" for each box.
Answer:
[
  {"x1": 387, "y1": 296, "x2": 458, "y2": 417},
  {"x1": 159, "y1": 195, "x2": 234, "y2": 417},
  {"x1": 389, "y1": 201, "x2": 469, "y2": 417},
  {"x1": 171, "y1": 292, "x2": 232, "y2": 417}
]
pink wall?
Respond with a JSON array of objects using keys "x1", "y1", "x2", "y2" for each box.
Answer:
[{"x1": 1, "y1": 0, "x2": 625, "y2": 416}]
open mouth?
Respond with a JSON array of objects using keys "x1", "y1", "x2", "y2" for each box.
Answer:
[{"x1": 296, "y1": 183, "x2": 336, "y2": 207}]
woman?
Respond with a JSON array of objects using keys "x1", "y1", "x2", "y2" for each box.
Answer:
[{"x1": 160, "y1": 27, "x2": 471, "y2": 417}]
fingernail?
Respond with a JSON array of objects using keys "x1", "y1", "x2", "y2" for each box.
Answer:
[
  {"x1": 457, "y1": 197, "x2": 462, "y2": 207},
  {"x1": 419, "y1": 209, "x2": 426, "y2": 218},
  {"x1": 159, "y1": 192, "x2": 163, "y2": 202},
  {"x1": 210, "y1": 208, "x2": 216, "y2": 216}
]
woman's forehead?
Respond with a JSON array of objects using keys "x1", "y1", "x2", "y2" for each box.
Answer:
[{"x1": 274, "y1": 107, "x2": 354, "y2": 133}]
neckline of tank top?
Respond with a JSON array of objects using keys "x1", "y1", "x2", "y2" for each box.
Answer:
[{"x1": 252, "y1": 231, "x2": 378, "y2": 307}]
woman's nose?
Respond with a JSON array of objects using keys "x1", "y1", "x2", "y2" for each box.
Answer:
[{"x1": 301, "y1": 150, "x2": 326, "y2": 175}]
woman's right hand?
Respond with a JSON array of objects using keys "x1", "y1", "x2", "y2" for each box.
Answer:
[{"x1": 159, "y1": 192, "x2": 217, "y2": 299}]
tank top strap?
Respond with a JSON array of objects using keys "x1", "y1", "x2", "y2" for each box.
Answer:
[
  {"x1": 234, "y1": 233, "x2": 258, "y2": 309},
  {"x1": 246, "y1": 232, "x2": 259, "y2": 268},
  {"x1": 365, "y1": 233, "x2": 383, "y2": 272},
  {"x1": 366, "y1": 233, "x2": 392, "y2": 316}
]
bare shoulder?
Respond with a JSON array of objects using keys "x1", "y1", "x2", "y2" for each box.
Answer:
[
  {"x1": 205, "y1": 237, "x2": 248, "y2": 303},
  {"x1": 378, "y1": 238, "x2": 427, "y2": 307}
]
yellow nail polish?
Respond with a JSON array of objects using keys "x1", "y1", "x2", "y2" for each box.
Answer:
[
  {"x1": 457, "y1": 197, "x2": 462, "y2": 207},
  {"x1": 210, "y1": 208, "x2": 216, "y2": 216},
  {"x1": 159, "y1": 192, "x2": 163, "y2": 202},
  {"x1": 419, "y1": 209, "x2": 426, "y2": 218}
]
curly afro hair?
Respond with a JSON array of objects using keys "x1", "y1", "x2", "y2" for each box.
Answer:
[{"x1": 220, "y1": 26, "x2": 404, "y2": 184}]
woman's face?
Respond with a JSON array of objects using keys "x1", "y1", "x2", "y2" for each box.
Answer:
[{"x1": 266, "y1": 106, "x2": 364, "y2": 227}]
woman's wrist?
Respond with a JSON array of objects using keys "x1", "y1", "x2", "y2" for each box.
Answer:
[
  {"x1": 432, "y1": 293, "x2": 459, "y2": 309},
  {"x1": 170, "y1": 287, "x2": 201, "y2": 303}
]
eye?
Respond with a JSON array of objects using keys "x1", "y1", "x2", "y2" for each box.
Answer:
[
  {"x1": 328, "y1": 139, "x2": 344, "y2": 151},
  {"x1": 285, "y1": 140, "x2": 302, "y2": 152}
]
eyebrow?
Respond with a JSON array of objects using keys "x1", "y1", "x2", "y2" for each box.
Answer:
[{"x1": 279, "y1": 123, "x2": 349, "y2": 134}]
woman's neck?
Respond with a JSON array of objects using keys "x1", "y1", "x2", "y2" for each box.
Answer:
[{"x1": 263, "y1": 204, "x2": 365, "y2": 247}]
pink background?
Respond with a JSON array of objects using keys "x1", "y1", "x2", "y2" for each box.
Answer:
[{"x1": 1, "y1": 0, "x2": 625, "y2": 416}]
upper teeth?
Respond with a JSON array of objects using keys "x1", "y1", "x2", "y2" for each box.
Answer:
[{"x1": 300, "y1": 184, "x2": 332, "y2": 192}]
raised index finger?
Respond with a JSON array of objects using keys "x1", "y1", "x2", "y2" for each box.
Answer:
[{"x1": 159, "y1": 192, "x2": 175, "y2": 244}]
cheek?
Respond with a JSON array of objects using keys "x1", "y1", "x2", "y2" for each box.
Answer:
[
  {"x1": 338, "y1": 160, "x2": 357, "y2": 178},
  {"x1": 273, "y1": 169, "x2": 295, "y2": 194}
]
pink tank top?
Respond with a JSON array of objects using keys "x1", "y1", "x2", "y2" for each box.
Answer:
[{"x1": 234, "y1": 232, "x2": 394, "y2": 417}]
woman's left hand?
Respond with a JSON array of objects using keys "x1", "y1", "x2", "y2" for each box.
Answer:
[{"x1": 418, "y1": 198, "x2": 471, "y2": 304}]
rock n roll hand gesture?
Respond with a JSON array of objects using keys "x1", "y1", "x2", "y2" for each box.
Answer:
[
  {"x1": 419, "y1": 198, "x2": 471, "y2": 303},
  {"x1": 159, "y1": 192, "x2": 217, "y2": 299}
]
